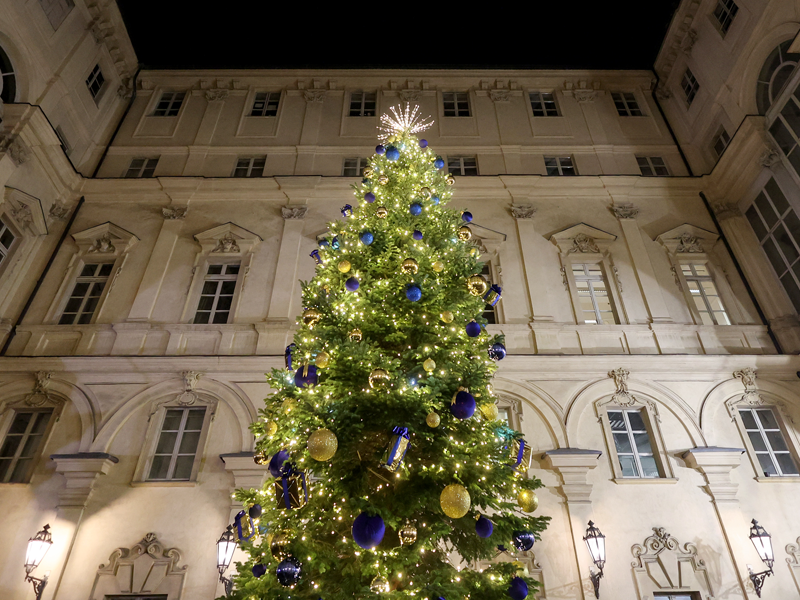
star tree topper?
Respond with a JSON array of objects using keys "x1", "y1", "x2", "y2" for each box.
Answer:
[{"x1": 377, "y1": 103, "x2": 433, "y2": 141}]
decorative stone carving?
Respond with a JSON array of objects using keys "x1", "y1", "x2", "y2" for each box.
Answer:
[
  {"x1": 11, "y1": 204, "x2": 32, "y2": 226},
  {"x1": 24, "y1": 372, "x2": 57, "y2": 407},
  {"x1": 6, "y1": 138, "x2": 30, "y2": 165},
  {"x1": 398, "y1": 90, "x2": 421, "y2": 103},
  {"x1": 304, "y1": 89, "x2": 326, "y2": 103},
  {"x1": 205, "y1": 89, "x2": 229, "y2": 103},
  {"x1": 282, "y1": 206, "x2": 308, "y2": 220},
  {"x1": 573, "y1": 89, "x2": 597, "y2": 103},
  {"x1": 72, "y1": 222, "x2": 139, "y2": 257},
  {"x1": 560, "y1": 266, "x2": 568, "y2": 290},
  {"x1": 162, "y1": 207, "x2": 188, "y2": 220},
  {"x1": 657, "y1": 224, "x2": 717, "y2": 256},
  {"x1": 786, "y1": 536, "x2": 800, "y2": 593},
  {"x1": 612, "y1": 265, "x2": 623, "y2": 294},
  {"x1": 88, "y1": 233, "x2": 116, "y2": 254},
  {"x1": 550, "y1": 223, "x2": 617, "y2": 255},
  {"x1": 610, "y1": 204, "x2": 639, "y2": 219},
  {"x1": 760, "y1": 145, "x2": 781, "y2": 169},
  {"x1": 608, "y1": 368, "x2": 635, "y2": 406},
  {"x1": 564, "y1": 80, "x2": 602, "y2": 103},
  {"x1": 117, "y1": 77, "x2": 134, "y2": 100},
  {"x1": 734, "y1": 367, "x2": 757, "y2": 391},
  {"x1": 212, "y1": 233, "x2": 240, "y2": 253},
  {"x1": 675, "y1": 232, "x2": 704, "y2": 253},
  {"x1": 490, "y1": 89, "x2": 511, "y2": 103},
  {"x1": 712, "y1": 202, "x2": 741, "y2": 221},
  {"x1": 49, "y1": 203, "x2": 70, "y2": 221},
  {"x1": 670, "y1": 266, "x2": 682, "y2": 291},
  {"x1": 680, "y1": 28, "x2": 698, "y2": 55},
  {"x1": 570, "y1": 233, "x2": 600, "y2": 254},
  {"x1": 655, "y1": 86, "x2": 672, "y2": 101},
  {"x1": 682, "y1": 448, "x2": 744, "y2": 503},
  {"x1": 175, "y1": 371, "x2": 203, "y2": 405},
  {"x1": 510, "y1": 205, "x2": 536, "y2": 219}
]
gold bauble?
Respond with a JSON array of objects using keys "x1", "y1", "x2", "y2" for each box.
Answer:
[
  {"x1": 349, "y1": 328, "x2": 363, "y2": 342},
  {"x1": 369, "y1": 368, "x2": 391, "y2": 388},
  {"x1": 302, "y1": 308, "x2": 323, "y2": 328},
  {"x1": 432, "y1": 260, "x2": 444, "y2": 273},
  {"x1": 480, "y1": 403, "x2": 499, "y2": 421},
  {"x1": 445, "y1": 174, "x2": 455, "y2": 185},
  {"x1": 282, "y1": 398, "x2": 297, "y2": 414},
  {"x1": 440, "y1": 310, "x2": 454, "y2": 323},
  {"x1": 426, "y1": 412, "x2": 441, "y2": 428},
  {"x1": 376, "y1": 206, "x2": 388, "y2": 219},
  {"x1": 457, "y1": 225, "x2": 472, "y2": 241},
  {"x1": 315, "y1": 350, "x2": 330, "y2": 368},
  {"x1": 423, "y1": 358, "x2": 436, "y2": 373},
  {"x1": 387, "y1": 135, "x2": 397, "y2": 143},
  {"x1": 266, "y1": 421, "x2": 278, "y2": 436},
  {"x1": 470, "y1": 247, "x2": 479, "y2": 257},
  {"x1": 517, "y1": 489, "x2": 539, "y2": 512},
  {"x1": 440, "y1": 483, "x2": 471, "y2": 518},
  {"x1": 307, "y1": 428, "x2": 338, "y2": 461},
  {"x1": 401, "y1": 258, "x2": 419, "y2": 275},
  {"x1": 254, "y1": 451, "x2": 269, "y2": 465},
  {"x1": 337, "y1": 260, "x2": 351, "y2": 273},
  {"x1": 370, "y1": 575, "x2": 390, "y2": 594},
  {"x1": 419, "y1": 187, "x2": 432, "y2": 199},
  {"x1": 399, "y1": 519, "x2": 418, "y2": 545},
  {"x1": 378, "y1": 175, "x2": 389, "y2": 185},
  {"x1": 467, "y1": 274, "x2": 489, "y2": 296},
  {"x1": 363, "y1": 167, "x2": 374, "y2": 178},
  {"x1": 271, "y1": 532, "x2": 291, "y2": 559}
]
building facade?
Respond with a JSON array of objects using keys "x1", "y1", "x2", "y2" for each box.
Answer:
[{"x1": 2, "y1": 0, "x2": 800, "y2": 599}]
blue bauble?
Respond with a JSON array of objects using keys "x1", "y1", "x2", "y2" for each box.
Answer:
[
  {"x1": 450, "y1": 390, "x2": 476, "y2": 420},
  {"x1": 508, "y1": 577, "x2": 528, "y2": 600},
  {"x1": 248, "y1": 503, "x2": 263, "y2": 519},
  {"x1": 432, "y1": 196, "x2": 440, "y2": 205},
  {"x1": 434, "y1": 157, "x2": 445, "y2": 170},
  {"x1": 352, "y1": 512, "x2": 385, "y2": 549},
  {"x1": 360, "y1": 231, "x2": 374, "y2": 245},
  {"x1": 319, "y1": 239, "x2": 329, "y2": 248},
  {"x1": 386, "y1": 146, "x2": 400, "y2": 161},
  {"x1": 276, "y1": 557, "x2": 302, "y2": 587},
  {"x1": 269, "y1": 449, "x2": 291, "y2": 478},
  {"x1": 512, "y1": 531, "x2": 535, "y2": 552},
  {"x1": 466, "y1": 321, "x2": 482, "y2": 337},
  {"x1": 462, "y1": 211, "x2": 473, "y2": 222},
  {"x1": 365, "y1": 192, "x2": 376, "y2": 203},
  {"x1": 331, "y1": 236, "x2": 340, "y2": 250},
  {"x1": 376, "y1": 144, "x2": 386, "y2": 155},
  {"x1": 476, "y1": 515, "x2": 494, "y2": 538},
  {"x1": 294, "y1": 365, "x2": 318, "y2": 388},
  {"x1": 488, "y1": 343, "x2": 507, "y2": 361},
  {"x1": 252, "y1": 563, "x2": 267, "y2": 578},
  {"x1": 345, "y1": 277, "x2": 360, "y2": 292},
  {"x1": 406, "y1": 284, "x2": 422, "y2": 302},
  {"x1": 419, "y1": 139, "x2": 428, "y2": 148},
  {"x1": 412, "y1": 230, "x2": 423, "y2": 240},
  {"x1": 410, "y1": 203, "x2": 423, "y2": 216}
]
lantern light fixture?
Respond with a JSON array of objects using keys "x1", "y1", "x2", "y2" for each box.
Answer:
[
  {"x1": 748, "y1": 519, "x2": 774, "y2": 598},
  {"x1": 583, "y1": 521, "x2": 606, "y2": 598},
  {"x1": 216, "y1": 525, "x2": 237, "y2": 596},
  {"x1": 24, "y1": 524, "x2": 53, "y2": 600}
]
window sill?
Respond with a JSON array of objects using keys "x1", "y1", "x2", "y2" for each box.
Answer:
[
  {"x1": 612, "y1": 477, "x2": 678, "y2": 485},
  {"x1": 131, "y1": 480, "x2": 197, "y2": 488},
  {"x1": 755, "y1": 476, "x2": 800, "y2": 483},
  {"x1": 0, "y1": 482, "x2": 32, "y2": 487}
]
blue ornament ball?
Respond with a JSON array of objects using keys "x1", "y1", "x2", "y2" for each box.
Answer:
[
  {"x1": 352, "y1": 512, "x2": 385, "y2": 549},
  {"x1": 432, "y1": 196, "x2": 440, "y2": 205},
  {"x1": 434, "y1": 157, "x2": 445, "y2": 170},
  {"x1": 276, "y1": 557, "x2": 302, "y2": 587},
  {"x1": 360, "y1": 231, "x2": 374, "y2": 245},
  {"x1": 294, "y1": 365, "x2": 318, "y2": 388},
  {"x1": 269, "y1": 449, "x2": 291, "y2": 478},
  {"x1": 466, "y1": 320, "x2": 482, "y2": 337},
  {"x1": 345, "y1": 277, "x2": 360, "y2": 292},
  {"x1": 376, "y1": 144, "x2": 386, "y2": 155},
  {"x1": 406, "y1": 284, "x2": 422, "y2": 302},
  {"x1": 462, "y1": 211, "x2": 473, "y2": 222},
  {"x1": 248, "y1": 503, "x2": 263, "y2": 519},
  {"x1": 365, "y1": 192, "x2": 376, "y2": 203},
  {"x1": 451, "y1": 390, "x2": 476, "y2": 420},
  {"x1": 508, "y1": 577, "x2": 528, "y2": 600},
  {"x1": 419, "y1": 139, "x2": 428, "y2": 148},
  {"x1": 476, "y1": 515, "x2": 494, "y2": 538},
  {"x1": 386, "y1": 146, "x2": 400, "y2": 161},
  {"x1": 252, "y1": 563, "x2": 267, "y2": 578},
  {"x1": 319, "y1": 239, "x2": 329, "y2": 248},
  {"x1": 488, "y1": 343, "x2": 507, "y2": 361},
  {"x1": 412, "y1": 230, "x2": 423, "y2": 240},
  {"x1": 512, "y1": 531, "x2": 536, "y2": 552},
  {"x1": 410, "y1": 203, "x2": 423, "y2": 216}
]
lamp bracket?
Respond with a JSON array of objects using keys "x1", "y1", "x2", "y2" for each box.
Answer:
[
  {"x1": 25, "y1": 573, "x2": 48, "y2": 600},
  {"x1": 219, "y1": 573, "x2": 233, "y2": 596},
  {"x1": 589, "y1": 567, "x2": 603, "y2": 599},
  {"x1": 748, "y1": 566, "x2": 773, "y2": 598}
]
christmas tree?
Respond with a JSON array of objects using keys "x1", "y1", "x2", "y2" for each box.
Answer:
[{"x1": 229, "y1": 104, "x2": 549, "y2": 600}]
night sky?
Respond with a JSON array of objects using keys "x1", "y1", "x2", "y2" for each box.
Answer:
[{"x1": 117, "y1": 2, "x2": 682, "y2": 71}]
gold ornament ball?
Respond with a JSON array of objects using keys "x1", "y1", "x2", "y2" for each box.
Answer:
[
  {"x1": 440, "y1": 483, "x2": 471, "y2": 518},
  {"x1": 378, "y1": 175, "x2": 389, "y2": 185},
  {"x1": 349, "y1": 328, "x2": 363, "y2": 342},
  {"x1": 426, "y1": 412, "x2": 441, "y2": 428},
  {"x1": 423, "y1": 358, "x2": 436, "y2": 373},
  {"x1": 517, "y1": 489, "x2": 539, "y2": 512},
  {"x1": 369, "y1": 368, "x2": 391, "y2": 388},
  {"x1": 387, "y1": 135, "x2": 397, "y2": 143},
  {"x1": 337, "y1": 260, "x2": 351, "y2": 273},
  {"x1": 253, "y1": 451, "x2": 269, "y2": 465},
  {"x1": 315, "y1": 350, "x2": 330, "y2": 368},
  {"x1": 307, "y1": 428, "x2": 338, "y2": 461},
  {"x1": 370, "y1": 575, "x2": 390, "y2": 594},
  {"x1": 457, "y1": 225, "x2": 473, "y2": 241},
  {"x1": 445, "y1": 174, "x2": 456, "y2": 185},
  {"x1": 432, "y1": 260, "x2": 444, "y2": 273},
  {"x1": 419, "y1": 187, "x2": 432, "y2": 199},
  {"x1": 470, "y1": 247, "x2": 479, "y2": 257},
  {"x1": 266, "y1": 421, "x2": 278, "y2": 436},
  {"x1": 480, "y1": 403, "x2": 499, "y2": 421},
  {"x1": 302, "y1": 308, "x2": 322, "y2": 328},
  {"x1": 401, "y1": 258, "x2": 419, "y2": 275},
  {"x1": 440, "y1": 310, "x2": 454, "y2": 323},
  {"x1": 399, "y1": 520, "x2": 418, "y2": 545},
  {"x1": 282, "y1": 398, "x2": 297, "y2": 414},
  {"x1": 363, "y1": 167, "x2": 374, "y2": 178},
  {"x1": 376, "y1": 206, "x2": 389, "y2": 219},
  {"x1": 271, "y1": 532, "x2": 291, "y2": 559},
  {"x1": 467, "y1": 274, "x2": 489, "y2": 296}
]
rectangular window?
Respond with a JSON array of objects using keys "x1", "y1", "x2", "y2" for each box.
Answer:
[
  {"x1": 233, "y1": 157, "x2": 266, "y2": 178},
  {"x1": 250, "y1": 92, "x2": 280, "y2": 117},
  {"x1": 745, "y1": 177, "x2": 800, "y2": 312},
  {"x1": 85, "y1": 64, "x2": 105, "y2": 100},
  {"x1": 193, "y1": 263, "x2": 240, "y2": 324},
  {"x1": 447, "y1": 156, "x2": 478, "y2": 176},
  {"x1": 349, "y1": 91, "x2": 377, "y2": 117},
  {"x1": 572, "y1": 264, "x2": 616, "y2": 324},
  {"x1": 767, "y1": 83, "x2": 800, "y2": 171},
  {"x1": 58, "y1": 263, "x2": 113, "y2": 325},
  {"x1": 125, "y1": 157, "x2": 159, "y2": 178},
  {"x1": 39, "y1": 0, "x2": 74, "y2": 30},
  {"x1": 0, "y1": 410, "x2": 53, "y2": 483},
  {"x1": 545, "y1": 156, "x2": 577, "y2": 176},
  {"x1": 480, "y1": 263, "x2": 497, "y2": 324},
  {"x1": 636, "y1": 156, "x2": 670, "y2": 176},
  {"x1": 713, "y1": 0, "x2": 739, "y2": 34},
  {"x1": 611, "y1": 92, "x2": 643, "y2": 116},
  {"x1": 529, "y1": 92, "x2": 559, "y2": 116},
  {"x1": 443, "y1": 92, "x2": 470, "y2": 117},
  {"x1": 740, "y1": 408, "x2": 799, "y2": 476},
  {"x1": 0, "y1": 218, "x2": 16, "y2": 266},
  {"x1": 681, "y1": 263, "x2": 731, "y2": 325},
  {"x1": 681, "y1": 69, "x2": 700, "y2": 105},
  {"x1": 153, "y1": 92, "x2": 185, "y2": 117},
  {"x1": 342, "y1": 158, "x2": 368, "y2": 177},
  {"x1": 608, "y1": 409, "x2": 659, "y2": 478},
  {"x1": 713, "y1": 127, "x2": 731, "y2": 157},
  {"x1": 147, "y1": 407, "x2": 206, "y2": 481}
]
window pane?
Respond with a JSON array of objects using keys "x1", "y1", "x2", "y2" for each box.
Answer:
[
  {"x1": 756, "y1": 408, "x2": 779, "y2": 429},
  {"x1": 607, "y1": 411, "x2": 625, "y2": 430},
  {"x1": 613, "y1": 432, "x2": 632, "y2": 453},
  {"x1": 618, "y1": 455, "x2": 639, "y2": 477},
  {"x1": 777, "y1": 453, "x2": 799, "y2": 475},
  {"x1": 766, "y1": 431, "x2": 788, "y2": 452},
  {"x1": 748, "y1": 431, "x2": 768, "y2": 452},
  {"x1": 757, "y1": 453, "x2": 778, "y2": 476},
  {"x1": 185, "y1": 408, "x2": 206, "y2": 430},
  {"x1": 172, "y1": 455, "x2": 194, "y2": 480},
  {"x1": 739, "y1": 409, "x2": 757, "y2": 429},
  {"x1": 148, "y1": 455, "x2": 170, "y2": 480},
  {"x1": 763, "y1": 237, "x2": 788, "y2": 275},
  {"x1": 155, "y1": 431, "x2": 178, "y2": 454},
  {"x1": 162, "y1": 409, "x2": 183, "y2": 431},
  {"x1": 639, "y1": 455, "x2": 660, "y2": 478},
  {"x1": 765, "y1": 178, "x2": 790, "y2": 215},
  {"x1": 746, "y1": 206, "x2": 768, "y2": 241},
  {"x1": 633, "y1": 433, "x2": 653, "y2": 454},
  {"x1": 781, "y1": 99, "x2": 800, "y2": 138},
  {"x1": 178, "y1": 430, "x2": 201, "y2": 454},
  {"x1": 212, "y1": 311, "x2": 230, "y2": 324}
]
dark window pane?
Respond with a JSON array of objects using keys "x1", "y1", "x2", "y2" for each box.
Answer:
[
  {"x1": 220, "y1": 281, "x2": 236, "y2": 294},
  {"x1": 212, "y1": 311, "x2": 230, "y2": 324},
  {"x1": 162, "y1": 410, "x2": 183, "y2": 430},
  {"x1": 178, "y1": 431, "x2": 201, "y2": 454},
  {"x1": 148, "y1": 455, "x2": 170, "y2": 480},
  {"x1": 756, "y1": 409, "x2": 779, "y2": 429},
  {"x1": 746, "y1": 206, "x2": 768, "y2": 241},
  {"x1": 748, "y1": 431, "x2": 768, "y2": 452},
  {"x1": 774, "y1": 224, "x2": 799, "y2": 264},
  {"x1": 185, "y1": 409, "x2": 206, "y2": 430},
  {"x1": 193, "y1": 312, "x2": 210, "y2": 324},
  {"x1": 201, "y1": 281, "x2": 218, "y2": 295},
  {"x1": 207, "y1": 264, "x2": 223, "y2": 275},
  {"x1": 780, "y1": 272, "x2": 800, "y2": 311},
  {"x1": 99, "y1": 263, "x2": 113, "y2": 277},
  {"x1": 613, "y1": 432, "x2": 632, "y2": 453},
  {"x1": 758, "y1": 453, "x2": 778, "y2": 476},
  {"x1": 155, "y1": 431, "x2": 178, "y2": 454},
  {"x1": 215, "y1": 295, "x2": 233, "y2": 311},
  {"x1": 765, "y1": 178, "x2": 790, "y2": 215},
  {"x1": 756, "y1": 193, "x2": 779, "y2": 228},
  {"x1": 172, "y1": 455, "x2": 194, "y2": 480},
  {"x1": 762, "y1": 237, "x2": 787, "y2": 275},
  {"x1": 607, "y1": 411, "x2": 625, "y2": 430},
  {"x1": 196, "y1": 295, "x2": 215, "y2": 311},
  {"x1": 777, "y1": 453, "x2": 799, "y2": 475},
  {"x1": 740, "y1": 409, "x2": 758, "y2": 429},
  {"x1": 627, "y1": 411, "x2": 645, "y2": 430},
  {"x1": 769, "y1": 120, "x2": 796, "y2": 155}
]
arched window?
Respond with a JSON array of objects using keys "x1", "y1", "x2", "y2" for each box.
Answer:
[
  {"x1": 757, "y1": 40, "x2": 800, "y2": 115},
  {"x1": 0, "y1": 44, "x2": 16, "y2": 104}
]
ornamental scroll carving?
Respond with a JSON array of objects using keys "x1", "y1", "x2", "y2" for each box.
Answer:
[
  {"x1": 675, "y1": 233, "x2": 704, "y2": 253},
  {"x1": 610, "y1": 204, "x2": 639, "y2": 219},
  {"x1": 282, "y1": 206, "x2": 308, "y2": 220},
  {"x1": 398, "y1": 90, "x2": 421, "y2": 103},
  {"x1": 88, "y1": 234, "x2": 116, "y2": 254},
  {"x1": 212, "y1": 233, "x2": 240, "y2": 253},
  {"x1": 490, "y1": 90, "x2": 511, "y2": 103},
  {"x1": 162, "y1": 207, "x2": 188, "y2": 220},
  {"x1": 304, "y1": 89, "x2": 325, "y2": 103},
  {"x1": 23, "y1": 372, "x2": 61, "y2": 408},
  {"x1": 569, "y1": 233, "x2": 600, "y2": 254},
  {"x1": 786, "y1": 536, "x2": 800, "y2": 593},
  {"x1": 204, "y1": 89, "x2": 229, "y2": 103},
  {"x1": 598, "y1": 368, "x2": 660, "y2": 421},
  {"x1": 510, "y1": 205, "x2": 536, "y2": 219}
]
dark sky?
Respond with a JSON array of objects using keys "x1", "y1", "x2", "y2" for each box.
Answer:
[{"x1": 117, "y1": 2, "x2": 682, "y2": 71}]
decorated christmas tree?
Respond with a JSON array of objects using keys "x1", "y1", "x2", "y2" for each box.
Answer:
[{"x1": 228, "y1": 104, "x2": 549, "y2": 600}]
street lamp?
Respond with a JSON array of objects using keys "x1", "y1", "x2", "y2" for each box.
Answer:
[
  {"x1": 583, "y1": 521, "x2": 606, "y2": 599},
  {"x1": 24, "y1": 524, "x2": 53, "y2": 600},
  {"x1": 217, "y1": 525, "x2": 237, "y2": 596},
  {"x1": 748, "y1": 519, "x2": 774, "y2": 598}
]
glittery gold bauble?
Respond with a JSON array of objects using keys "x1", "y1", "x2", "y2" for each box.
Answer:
[
  {"x1": 480, "y1": 403, "x2": 499, "y2": 421},
  {"x1": 369, "y1": 368, "x2": 391, "y2": 388},
  {"x1": 266, "y1": 421, "x2": 278, "y2": 436},
  {"x1": 254, "y1": 451, "x2": 269, "y2": 465},
  {"x1": 423, "y1": 358, "x2": 436, "y2": 373},
  {"x1": 467, "y1": 274, "x2": 489, "y2": 296},
  {"x1": 337, "y1": 260, "x2": 351, "y2": 273},
  {"x1": 315, "y1": 350, "x2": 330, "y2": 368},
  {"x1": 457, "y1": 225, "x2": 472, "y2": 241},
  {"x1": 307, "y1": 428, "x2": 338, "y2": 461},
  {"x1": 401, "y1": 258, "x2": 419, "y2": 275},
  {"x1": 470, "y1": 248, "x2": 479, "y2": 257},
  {"x1": 376, "y1": 206, "x2": 388, "y2": 218},
  {"x1": 426, "y1": 412, "x2": 440, "y2": 428},
  {"x1": 517, "y1": 489, "x2": 539, "y2": 512},
  {"x1": 349, "y1": 328, "x2": 363, "y2": 342},
  {"x1": 302, "y1": 308, "x2": 322, "y2": 328},
  {"x1": 399, "y1": 519, "x2": 418, "y2": 545},
  {"x1": 419, "y1": 187, "x2": 432, "y2": 199},
  {"x1": 282, "y1": 398, "x2": 297, "y2": 413},
  {"x1": 432, "y1": 260, "x2": 444, "y2": 273},
  {"x1": 440, "y1": 310, "x2": 454, "y2": 323},
  {"x1": 387, "y1": 135, "x2": 397, "y2": 143},
  {"x1": 445, "y1": 174, "x2": 455, "y2": 185},
  {"x1": 363, "y1": 167, "x2": 374, "y2": 178},
  {"x1": 440, "y1": 483, "x2": 471, "y2": 518},
  {"x1": 271, "y1": 532, "x2": 291, "y2": 559},
  {"x1": 370, "y1": 575, "x2": 390, "y2": 594},
  {"x1": 378, "y1": 175, "x2": 389, "y2": 185}
]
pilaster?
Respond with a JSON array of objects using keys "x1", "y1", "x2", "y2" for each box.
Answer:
[
  {"x1": 265, "y1": 206, "x2": 308, "y2": 328},
  {"x1": 510, "y1": 205, "x2": 555, "y2": 324},
  {"x1": 50, "y1": 452, "x2": 119, "y2": 509}
]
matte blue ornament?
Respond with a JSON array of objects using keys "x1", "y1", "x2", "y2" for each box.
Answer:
[
  {"x1": 252, "y1": 563, "x2": 267, "y2": 578},
  {"x1": 386, "y1": 146, "x2": 400, "y2": 161},
  {"x1": 489, "y1": 343, "x2": 507, "y2": 361},
  {"x1": 360, "y1": 231, "x2": 374, "y2": 245},
  {"x1": 476, "y1": 515, "x2": 494, "y2": 538},
  {"x1": 269, "y1": 449, "x2": 291, "y2": 478},
  {"x1": 352, "y1": 512, "x2": 385, "y2": 549},
  {"x1": 341, "y1": 204, "x2": 353, "y2": 217},
  {"x1": 294, "y1": 364, "x2": 318, "y2": 388},
  {"x1": 345, "y1": 277, "x2": 360, "y2": 292},
  {"x1": 310, "y1": 249, "x2": 322, "y2": 265},
  {"x1": 276, "y1": 557, "x2": 302, "y2": 587},
  {"x1": 331, "y1": 236, "x2": 340, "y2": 250},
  {"x1": 365, "y1": 191, "x2": 376, "y2": 203},
  {"x1": 513, "y1": 531, "x2": 535, "y2": 552},
  {"x1": 412, "y1": 230, "x2": 423, "y2": 240},
  {"x1": 451, "y1": 389, "x2": 476, "y2": 420},
  {"x1": 462, "y1": 211, "x2": 473, "y2": 222},
  {"x1": 410, "y1": 203, "x2": 422, "y2": 216},
  {"x1": 434, "y1": 157, "x2": 445, "y2": 170},
  {"x1": 248, "y1": 503, "x2": 263, "y2": 519},
  {"x1": 432, "y1": 196, "x2": 440, "y2": 205},
  {"x1": 466, "y1": 320, "x2": 482, "y2": 337},
  {"x1": 406, "y1": 284, "x2": 422, "y2": 302},
  {"x1": 508, "y1": 577, "x2": 528, "y2": 600},
  {"x1": 285, "y1": 343, "x2": 296, "y2": 369},
  {"x1": 419, "y1": 139, "x2": 428, "y2": 148},
  {"x1": 376, "y1": 144, "x2": 386, "y2": 155},
  {"x1": 319, "y1": 239, "x2": 329, "y2": 248}
]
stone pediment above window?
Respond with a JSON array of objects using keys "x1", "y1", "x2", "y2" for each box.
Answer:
[
  {"x1": 72, "y1": 222, "x2": 139, "y2": 256},
  {"x1": 549, "y1": 223, "x2": 617, "y2": 255},
  {"x1": 193, "y1": 222, "x2": 262, "y2": 255},
  {"x1": 656, "y1": 223, "x2": 718, "y2": 255},
  {"x1": 3, "y1": 187, "x2": 48, "y2": 236}
]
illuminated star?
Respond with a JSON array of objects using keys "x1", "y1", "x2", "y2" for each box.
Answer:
[{"x1": 378, "y1": 103, "x2": 433, "y2": 141}]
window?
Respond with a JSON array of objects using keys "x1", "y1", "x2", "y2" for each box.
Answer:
[
  {"x1": 39, "y1": 0, "x2": 74, "y2": 29},
  {"x1": 740, "y1": 407, "x2": 799, "y2": 476},
  {"x1": 608, "y1": 409, "x2": 659, "y2": 478},
  {"x1": 349, "y1": 91, "x2": 376, "y2": 117},
  {"x1": 611, "y1": 92, "x2": 643, "y2": 116},
  {"x1": 529, "y1": 92, "x2": 559, "y2": 116},
  {"x1": 713, "y1": 127, "x2": 731, "y2": 158},
  {"x1": 636, "y1": 156, "x2": 669, "y2": 176},
  {"x1": 681, "y1": 69, "x2": 700, "y2": 105},
  {"x1": 54, "y1": 126, "x2": 70, "y2": 155},
  {"x1": 680, "y1": 263, "x2": 730, "y2": 325},
  {"x1": 147, "y1": 407, "x2": 206, "y2": 481},
  {"x1": 58, "y1": 263, "x2": 113, "y2": 325},
  {"x1": 757, "y1": 41, "x2": 800, "y2": 115},
  {"x1": 342, "y1": 158, "x2": 368, "y2": 177},
  {"x1": 545, "y1": 156, "x2": 577, "y2": 176},
  {"x1": 106, "y1": 596, "x2": 168, "y2": 600},
  {"x1": 443, "y1": 92, "x2": 470, "y2": 117},
  {"x1": 572, "y1": 264, "x2": 617, "y2": 324},
  {"x1": 766, "y1": 80, "x2": 800, "y2": 173},
  {"x1": 153, "y1": 92, "x2": 185, "y2": 117},
  {"x1": 745, "y1": 178, "x2": 800, "y2": 312},
  {"x1": 480, "y1": 263, "x2": 496, "y2": 324},
  {"x1": 193, "y1": 263, "x2": 240, "y2": 324},
  {"x1": 0, "y1": 218, "x2": 16, "y2": 266},
  {"x1": 713, "y1": 0, "x2": 738, "y2": 34},
  {"x1": 654, "y1": 595, "x2": 699, "y2": 600},
  {"x1": 233, "y1": 157, "x2": 265, "y2": 178},
  {"x1": 125, "y1": 158, "x2": 159, "y2": 178},
  {"x1": 0, "y1": 410, "x2": 53, "y2": 483},
  {"x1": 250, "y1": 91, "x2": 280, "y2": 117},
  {"x1": 85, "y1": 64, "x2": 105, "y2": 100},
  {"x1": 0, "y1": 43, "x2": 16, "y2": 104},
  {"x1": 448, "y1": 156, "x2": 478, "y2": 176}
]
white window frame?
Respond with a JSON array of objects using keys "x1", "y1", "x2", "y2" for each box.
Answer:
[
  {"x1": 146, "y1": 406, "x2": 208, "y2": 481},
  {"x1": 124, "y1": 157, "x2": 159, "y2": 178},
  {"x1": 529, "y1": 91, "x2": 559, "y2": 117},
  {"x1": 681, "y1": 69, "x2": 700, "y2": 105},
  {"x1": 544, "y1": 156, "x2": 577, "y2": 176},
  {"x1": 250, "y1": 91, "x2": 280, "y2": 117},
  {"x1": 447, "y1": 156, "x2": 478, "y2": 176},
  {"x1": 712, "y1": 0, "x2": 738, "y2": 36},
  {"x1": 192, "y1": 262, "x2": 241, "y2": 325},
  {"x1": 636, "y1": 156, "x2": 669, "y2": 176},
  {"x1": 0, "y1": 408, "x2": 55, "y2": 484},
  {"x1": 57, "y1": 262, "x2": 114, "y2": 325},
  {"x1": 680, "y1": 263, "x2": 731, "y2": 325},
  {"x1": 0, "y1": 42, "x2": 16, "y2": 104},
  {"x1": 342, "y1": 158, "x2": 368, "y2": 177},
  {"x1": 606, "y1": 408, "x2": 659, "y2": 478},
  {"x1": 233, "y1": 156, "x2": 266, "y2": 178},
  {"x1": 712, "y1": 126, "x2": 731, "y2": 158},
  {"x1": 738, "y1": 406, "x2": 800, "y2": 477},
  {"x1": 153, "y1": 91, "x2": 186, "y2": 117},
  {"x1": 442, "y1": 91, "x2": 471, "y2": 117},
  {"x1": 571, "y1": 263, "x2": 619, "y2": 325},
  {"x1": 0, "y1": 216, "x2": 19, "y2": 270},
  {"x1": 611, "y1": 92, "x2": 643, "y2": 116},
  {"x1": 348, "y1": 91, "x2": 377, "y2": 117},
  {"x1": 85, "y1": 63, "x2": 105, "y2": 102}
]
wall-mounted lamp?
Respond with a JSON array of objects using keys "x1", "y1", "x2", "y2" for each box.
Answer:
[
  {"x1": 217, "y1": 525, "x2": 237, "y2": 596},
  {"x1": 583, "y1": 521, "x2": 606, "y2": 598},
  {"x1": 24, "y1": 524, "x2": 53, "y2": 600},
  {"x1": 748, "y1": 519, "x2": 774, "y2": 598}
]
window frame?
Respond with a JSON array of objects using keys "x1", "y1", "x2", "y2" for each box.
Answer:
[
  {"x1": 738, "y1": 406, "x2": 800, "y2": 477},
  {"x1": 636, "y1": 156, "x2": 670, "y2": 176},
  {"x1": 348, "y1": 91, "x2": 377, "y2": 117},
  {"x1": 447, "y1": 156, "x2": 479, "y2": 176},
  {"x1": 85, "y1": 63, "x2": 106, "y2": 103},
  {"x1": 0, "y1": 215, "x2": 20, "y2": 273},
  {"x1": 611, "y1": 91, "x2": 644, "y2": 117},
  {"x1": 544, "y1": 156, "x2": 577, "y2": 176},
  {"x1": 712, "y1": 0, "x2": 739, "y2": 36},
  {"x1": 152, "y1": 91, "x2": 186, "y2": 117},
  {"x1": 57, "y1": 262, "x2": 115, "y2": 325},
  {"x1": 0, "y1": 408, "x2": 56, "y2": 484},
  {"x1": 233, "y1": 156, "x2": 266, "y2": 178},
  {"x1": 0, "y1": 42, "x2": 17, "y2": 104},
  {"x1": 250, "y1": 91, "x2": 281, "y2": 117},
  {"x1": 191, "y1": 262, "x2": 242, "y2": 325},
  {"x1": 712, "y1": 126, "x2": 731, "y2": 159},
  {"x1": 342, "y1": 158, "x2": 368, "y2": 177},
  {"x1": 679, "y1": 262, "x2": 731, "y2": 325},
  {"x1": 124, "y1": 157, "x2": 159, "y2": 178},
  {"x1": 38, "y1": 0, "x2": 75, "y2": 30},
  {"x1": 442, "y1": 91, "x2": 471, "y2": 117},
  {"x1": 529, "y1": 91, "x2": 560, "y2": 117},
  {"x1": 681, "y1": 68, "x2": 700, "y2": 106},
  {"x1": 570, "y1": 262, "x2": 619, "y2": 325}
]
